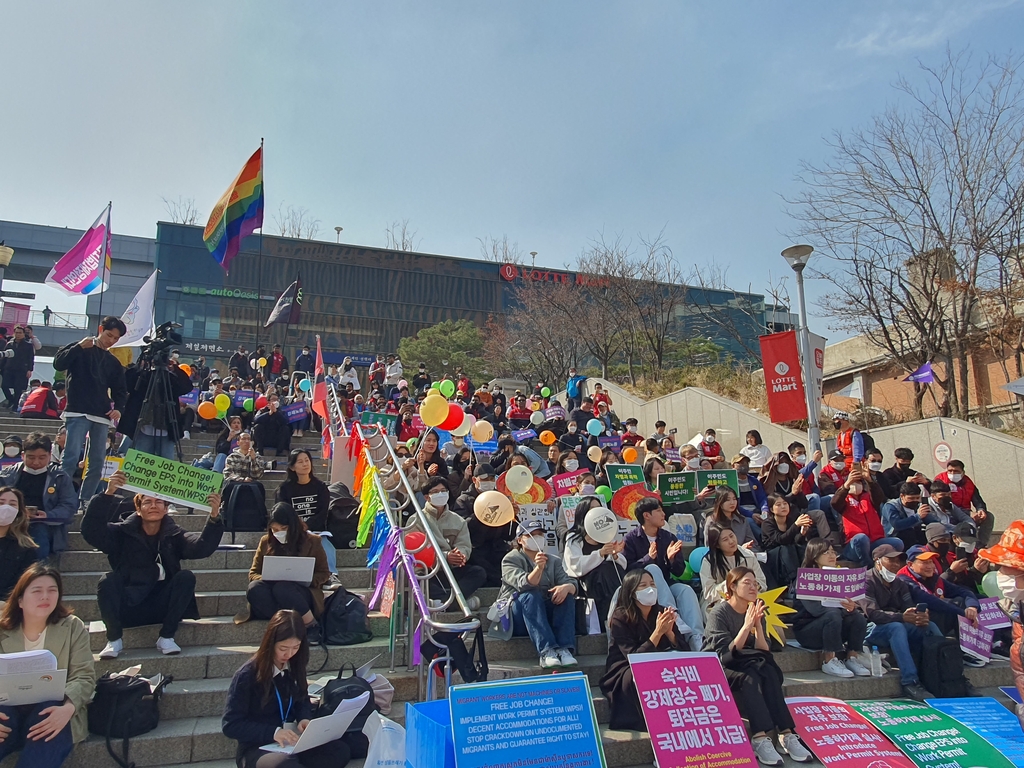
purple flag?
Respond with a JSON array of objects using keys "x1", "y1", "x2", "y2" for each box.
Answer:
[{"x1": 903, "y1": 362, "x2": 935, "y2": 384}]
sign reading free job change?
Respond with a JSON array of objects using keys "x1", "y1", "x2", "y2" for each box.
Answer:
[{"x1": 121, "y1": 449, "x2": 223, "y2": 512}]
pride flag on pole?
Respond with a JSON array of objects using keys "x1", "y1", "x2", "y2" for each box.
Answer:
[
  {"x1": 45, "y1": 203, "x2": 112, "y2": 295},
  {"x1": 203, "y1": 146, "x2": 264, "y2": 271}
]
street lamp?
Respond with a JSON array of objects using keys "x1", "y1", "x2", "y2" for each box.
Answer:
[
  {"x1": 334, "y1": 226, "x2": 343, "y2": 243},
  {"x1": 781, "y1": 244, "x2": 820, "y2": 453}
]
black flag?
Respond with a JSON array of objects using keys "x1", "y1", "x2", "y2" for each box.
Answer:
[{"x1": 264, "y1": 277, "x2": 302, "y2": 328}]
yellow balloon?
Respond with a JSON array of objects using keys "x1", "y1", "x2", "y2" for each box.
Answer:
[
  {"x1": 530, "y1": 400, "x2": 542, "y2": 411},
  {"x1": 214, "y1": 393, "x2": 231, "y2": 411},
  {"x1": 474, "y1": 490, "x2": 515, "y2": 527},
  {"x1": 470, "y1": 420, "x2": 494, "y2": 443},
  {"x1": 420, "y1": 394, "x2": 449, "y2": 427},
  {"x1": 258, "y1": 357, "x2": 268, "y2": 367}
]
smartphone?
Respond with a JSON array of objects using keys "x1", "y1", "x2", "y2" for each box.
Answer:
[
  {"x1": 955, "y1": 546, "x2": 969, "y2": 561},
  {"x1": 916, "y1": 603, "x2": 928, "y2": 613},
  {"x1": 669, "y1": 428, "x2": 678, "y2": 435}
]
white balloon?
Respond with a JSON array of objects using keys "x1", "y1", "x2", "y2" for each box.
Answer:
[
  {"x1": 452, "y1": 411, "x2": 473, "y2": 437},
  {"x1": 505, "y1": 465, "x2": 534, "y2": 495},
  {"x1": 473, "y1": 490, "x2": 515, "y2": 527},
  {"x1": 584, "y1": 507, "x2": 619, "y2": 544},
  {"x1": 530, "y1": 411, "x2": 545, "y2": 426}
]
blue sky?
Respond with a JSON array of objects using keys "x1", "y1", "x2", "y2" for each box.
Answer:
[{"x1": 2, "y1": 1, "x2": 1021, "y2": 336}]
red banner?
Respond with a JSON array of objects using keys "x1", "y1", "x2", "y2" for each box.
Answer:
[{"x1": 759, "y1": 331, "x2": 807, "y2": 423}]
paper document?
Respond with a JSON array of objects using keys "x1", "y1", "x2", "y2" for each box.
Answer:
[
  {"x1": 0, "y1": 650, "x2": 57, "y2": 675},
  {"x1": 260, "y1": 691, "x2": 370, "y2": 754},
  {"x1": 0, "y1": 669, "x2": 67, "y2": 706},
  {"x1": 355, "y1": 654, "x2": 381, "y2": 684}
]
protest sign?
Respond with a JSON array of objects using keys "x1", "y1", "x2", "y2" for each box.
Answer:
[
  {"x1": 958, "y1": 614, "x2": 993, "y2": 662},
  {"x1": 611, "y1": 482, "x2": 659, "y2": 521},
  {"x1": 852, "y1": 699, "x2": 1014, "y2": 768},
  {"x1": 666, "y1": 514, "x2": 697, "y2": 546},
  {"x1": 786, "y1": 697, "x2": 916, "y2": 767},
  {"x1": 598, "y1": 435, "x2": 622, "y2": 452},
  {"x1": 102, "y1": 456, "x2": 123, "y2": 480},
  {"x1": 518, "y1": 503, "x2": 558, "y2": 554},
  {"x1": 121, "y1": 449, "x2": 222, "y2": 512},
  {"x1": 664, "y1": 447, "x2": 681, "y2": 463},
  {"x1": 795, "y1": 567, "x2": 867, "y2": 602},
  {"x1": 928, "y1": 697, "x2": 1024, "y2": 768},
  {"x1": 496, "y1": 473, "x2": 553, "y2": 503},
  {"x1": 232, "y1": 388, "x2": 254, "y2": 407},
  {"x1": 466, "y1": 434, "x2": 499, "y2": 454},
  {"x1": 630, "y1": 652, "x2": 755, "y2": 768},
  {"x1": 544, "y1": 405, "x2": 567, "y2": 420},
  {"x1": 449, "y1": 672, "x2": 605, "y2": 768},
  {"x1": 560, "y1": 495, "x2": 581, "y2": 528},
  {"x1": 1003, "y1": 686, "x2": 1024, "y2": 704},
  {"x1": 551, "y1": 469, "x2": 586, "y2": 497},
  {"x1": 179, "y1": 388, "x2": 199, "y2": 406},
  {"x1": 606, "y1": 463, "x2": 647, "y2": 491},
  {"x1": 658, "y1": 471, "x2": 697, "y2": 504},
  {"x1": 512, "y1": 429, "x2": 537, "y2": 443},
  {"x1": 359, "y1": 410, "x2": 396, "y2": 435},
  {"x1": 978, "y1": 597, "x2": 1012, "y2": 630},
  {"x1": 696, "y1": 469, "x2": 739, "y2": 495}
]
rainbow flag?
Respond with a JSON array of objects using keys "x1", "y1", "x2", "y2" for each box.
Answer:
[
  {"x1": 45, "y1": 203, "x2": 112, "y2": 296},
  {"x1": 203, "y1": 146, "x2": 264, "y2": 271}
]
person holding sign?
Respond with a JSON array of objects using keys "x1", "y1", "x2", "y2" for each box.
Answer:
[
  {"x1": 699, "y1": 527, "x2": 766, "y2": 612},
  {"x1": 563, "y1": 502, "x2": 626, "y2": 632},
  {"x1": 0, "y1": 564, "x2": 96, "y2": 766},
  {"x1": 600, "y1": 569, "x2": 689, "y2": 731},
  {"x1": 793, "y1": 539, "x2": 870, "y2": 678},
  {"x1": 703, "y1": 567, "x2": 812, "y2": 766},
  {"x1": 83, "y1": 470, "x2": 223, "y2": 660}
]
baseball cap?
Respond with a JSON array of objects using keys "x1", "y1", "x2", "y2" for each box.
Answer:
[
  {"x1": 474, "y1": 463, "x2": 496, "y2": 478},
  {"x1": 833, "y1": 411, "x2": 849, "y2": 420},
  {"x1": 828, "y1": 449, "x2": 845, "y2": 462},
  {"x1": 907, "y1": 545, "x2": 940, "y2": 562},
  {"x1": 3, "y1": 435, "x2": 22, "y2": 448},
  {"x1": 731, "y1": 454, "x2": 749, "y2": 464},
  {"x1": 872, "y1": 543, "x2": 904, "y2": 561},
  {"x1": 925, "y1": 522, "x2": 951, "y2": 542},
  {"x1": 953, "y1": 521, "x2": 978, "y2": 544},
  {"x1": 518, "y1": 519, "x2": 545, "y2": 536}
]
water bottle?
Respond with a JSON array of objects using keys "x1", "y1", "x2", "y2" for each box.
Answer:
[{"x1": 870, "y1": 646, "x2": 883, "y2": 677}]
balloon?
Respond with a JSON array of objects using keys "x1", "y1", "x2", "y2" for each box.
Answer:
[
  {"x1": 406, "y1": 437, "x2": 419, "y2": 450},
  {"x1": 420, "y1": 395, "x2": 449, "y2": 427},
  {"x1": 429, "y1": 382, "x2": 440, "y2": 390},
  {"x1": 622, "y1": 447, "x2": 638, "y2": 463},
  {"x1": 982, "y1": 570, "x2": 1000, "y2": 598},
  {"x1": 587, "y1": 445, "x2": 603, "y2": 463},
  {"x1": 541, "y1": 386, "x2": 551, "y2": 398},
  {"x1": 586, "y1": 418, "x2": 604, "y2": 436},
  {"x1": 214, "y1": 393, "x2": 231, "y2": 411},
  {"x1": 595, "y1": 485, "x2": 613, "y2": 503},
  {"x1": 405, "y1": 531, "x2": 436, "y2": 568},
  {"x1": 530, "y1": 400, "x2": 542, "y2": 411},
  {"x1": 178, "y1": 364, "x2": 192, "y2": 376},
  {"x1": 584, "y1": 507, "x2": 618, "y2": 544},
  {"x1": 530, "y1": 411, "x2": 545, "y2": 426},
  {"x1": 243, "y1": 398, "x2": 254, "y2": 412},
  {"x1": 681, "y1": 564, "x2": 694, "y2": 581},
  {"x1": 471, "y1": 420, "x2": 494, "y2": 443},
  {"x1": 439, "y1": 403, "x2": 466, "y2": 431},
  {"x1": 452, "y1": 411, "x2": 474, "y2": 437},
  {"x1": 197, "y1": 401, "x2": 217, "y2": 419},
  {"x1": 539, "y1": 430, "x2": 555, "y2": 445},
  {"x1": 258, "y1": 357, "x2": 268, "y2": 367},
  {"x1": 689, "y1": 546, "x2": 710, "y2": 573},
  {"x1": 505, "y1": 465, "x2": 534, "y2": 494},
  {"x1": 216, "y1": 409, "x2": 227, "y2": 420},
  {"x1": 439, "y1": 380, "x2": 456, "y2": 398},
  {"x1": 398, "y1": 379, "x2": 408, "y2": 390},
  {"x1": 255, "y1": 395, "x2": 268, "y2": 410},
  {"x1": 473, "y1": 490, "x2": 515, "y2": 527}
]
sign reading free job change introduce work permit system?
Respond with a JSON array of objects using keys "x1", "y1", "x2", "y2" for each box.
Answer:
[{"x1": 121, "y1": 449, "x2": 223, "y2": 512}]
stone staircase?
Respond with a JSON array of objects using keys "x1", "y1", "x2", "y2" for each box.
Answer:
[{"x1": 0, "y1": 415, "x2": 1015, "y2": 768}]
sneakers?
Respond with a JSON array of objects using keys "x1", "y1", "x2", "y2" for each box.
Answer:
[
  {"x1": 156, "y1": 636, "x2": 181, "y2": 655},
  {"x1": 182, "y1": 431, "x2": 191, "y2": 440},
  {"x1": 901, "y1": 682, "x2": 931, "y2": 702},
  {"x1": 466, "y1": 596, "x2": 480, "y2": 611},
  {"x1": 821, "y1": 657, "x2": 855, "y2": 678},
  {"x1": 99, "y1": 639, "x2": 123, "y2": 659},
  {"x1": 845, "y1": 656, "x2": 871, "y2": 677},
  {"x1": 962, "y1": 654, "x2": 987, "y2": 668},
  {"x1": 539, "y1": 650, "x2": 560, "y2": 669},
  {"x1": 752, "y1": 736, "x2": 784, "y2": 766},
  {"x1": 557, "y1": 648, "x2": 578, "y2": 667},
  {"x1": 306, "y1": 622, "x2": 322, "y2": 645},
  {"x1": 778, "y1": 732, "x2": 812, "y2": 763}
]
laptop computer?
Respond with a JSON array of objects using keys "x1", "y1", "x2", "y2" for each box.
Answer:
[
  {"x1": 0, "y1": 669, "x2": 68, "y2": 706},
  {"x1": 260, "y1": 691, "x2": 370, "y2": 754},
  {"x1": 261, "y1": 556, "x2": 316, "y2": 584}
]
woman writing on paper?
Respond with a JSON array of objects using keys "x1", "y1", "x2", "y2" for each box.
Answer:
[
  {"x1": 222, "y1": 610, "x2": 360, "y2": 768},
  {"x1": 0, "y1": 564, "x2": 96, "y2": 767}
]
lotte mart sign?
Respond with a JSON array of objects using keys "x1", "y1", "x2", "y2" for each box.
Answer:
[{"x1": 760, "y1": 330, "x2": 808, "y2": 423}]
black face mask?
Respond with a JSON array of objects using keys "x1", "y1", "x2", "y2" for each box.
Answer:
[
  {"x1": 833, "y1": 421, "x2": 843, "y2": 429},
  {"x1": 937, "y1": 497, "x2": 952, "y2": 510},
  {"x1": 935, "y1": 543, "x2": 951, "y2": 555}
]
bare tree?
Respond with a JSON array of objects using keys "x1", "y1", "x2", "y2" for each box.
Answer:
[
  {"x1": 274, "y1": 204, "x2": 321, "y2": 240},
  {"x1": 162, "y1": 196, "x2": 201, "y2": 225},
  {"x1": 478, "y1": 234, "x2": 525, "y2": 264},
  {"x1": 385, "y1": 219, "x2": 419, "y2": 251}
]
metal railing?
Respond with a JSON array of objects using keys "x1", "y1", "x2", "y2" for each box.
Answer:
[{"x1": 28, "y1": 310, "x2": 90, "y2": 330}]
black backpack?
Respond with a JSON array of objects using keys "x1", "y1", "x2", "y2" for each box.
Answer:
[
  {"x1": 421, "y1": 625, "x2": 489, "y2": 684},
  {"x1": 918, "y1": 635, "x2": 969, "y2": 698},
  {"x1": 221, "y1": 480, "x2": 268, "y2": 539},
  {"x1": 322, "y1": 588, "x2": 373, "y2": 646},
  {"x1": 318, "y1": 664, "x2": 378, "y2": 732},
  {"x1": 88, "y1": 672, "x2": 172, "y2": 768},
  {"x1": 327, "y1": 481, "x2": 360, "y2": 549}
]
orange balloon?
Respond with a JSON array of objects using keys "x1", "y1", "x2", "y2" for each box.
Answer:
[
  {"x1": 197, "y1": 401, "x2": 217, "y2": 419},
  {"x1": 622, "y1": 447, "x2": 638, "y2": 463},
  {"x1": 540, "y1": 430, "x2": 555, "y2": 445},
  {"x1": 178, "y1": 363, "x2": 192, "y2": 376}
]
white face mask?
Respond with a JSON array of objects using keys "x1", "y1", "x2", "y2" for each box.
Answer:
[
  {"x1": 960, "y1": 541, "x2": 976, "y2": 553},
  {"x1": 273, "y1": 530, "x2": 288, "y2": 544},
  {"x1": 580, "y1": 484, "x2": 596, "y2": 496},
  {"x1": 302, "y1": 350, "x2": 309, "y2": 355},
  {"x1": 568, "y1": 424, "x2": 577, "y2": 433},
  {"x1": 831, "y1": 460, "x2": 846, "y2": 470},
  {"x1": 3, "y1": 446, "x2": 19, "y2": 458},
  {"x1": 948, "y1": 473, "x2": 963, "y2": 483},
  {"x1": 849, "y1": 483, "x2": 863, "y2": 496},
  {"x1": 686, "y1": 457, "x2": 700, "y2": 469},
  {"x1": 879, "y1": 565, "x2": 896, "y2": 583},
  {"x1": 0, "y1": 504, "x2": 18, "y2": 526},
  {"x1": 627, "y1": 425, "x2": 637, "y2": 433},
  {"x1": 563, "y1": 459, "x2": 579, "y2": 472},
  {"x1": 22, "y1": 465, "x2": 47, "y2": 475},
  {"x1": 705, "y1": 436, "x2": 715, "y2": 444},
  {"x1": 477, "y1": 481, "x2": 496, "y2": 493},
  {"x1": 997, "y1": 572, "x2": 1024, "y2": 601},
  {"x1": 429, "y1": 491, "x2": 449, "y2": 508},
  {"x1": 635, "y1": 587, "x2": 658, "y2": 606},
  {"x1": 793, "y1": 454, "x2": 806, "y2": 466},
  {"x1": 776, "y1": 463, "x2": 789, "y2": 475},
  {"x1": 522, "y1": 535, "x2": 543, "y2": 552},
  {"x1": 868, "y1": 462, "x2": 883, "y2": 472}
]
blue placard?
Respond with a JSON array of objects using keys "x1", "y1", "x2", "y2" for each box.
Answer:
[
  {"x1": 598, "y1": 435, "x2": 622, "y2": 451},
  {"x1": 466, "y1": 434, "x2": 499, "y2": 453},
  {"x1": 512, "y1": 429, "x2": 537, "y2": 443},
  {"x1": 449, "y1": 672, "x2": 604, "y2": 768},
  {"x1": 281, "y1": 401, "x2": 308, "y2": 424},
  {"x1": 233, "y1": 389, "x2": 254, "y2": 407},
  {"x1": 179, "y1": 388, "x2": 199, "y2": 406},
  {"x1": 928, "y1": 697, "x2": 1024, "y2": 766}
]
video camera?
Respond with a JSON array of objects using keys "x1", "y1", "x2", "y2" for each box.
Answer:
[{"x1": 139, "y1": 321, "x2": 183, "y2": 367}]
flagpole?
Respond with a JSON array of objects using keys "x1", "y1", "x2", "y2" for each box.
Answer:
[
  {"x1": 255, "y1": 138, "x2": 265, "y2": 353},
  {"x1": 95, "y1": 201, "x2": 111, "y2": 326}
]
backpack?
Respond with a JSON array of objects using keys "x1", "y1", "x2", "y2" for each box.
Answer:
[
  {"x1": 327, "y1": 481, "x2": 360, "y2": 549},
  {"x1": 917, "y1": 635, "x2": 969, "y2": 698},
  {"x1": 318, "y1": 663, "x2": 378, "y2": 732},
  {"x1": 421, "y1": 625, "x2": 489, "y2": 684},
  {"x1": 860, "y1": 430, "x2": 877, "y2": 455},
  {"x1": 322, "y1": 587, "x2": 373, "y2": 646},
  {"x1": 88, "y1": 672, "x2": 172, "y2": 768},
  {"x1": 221, "y1": 480, "x2": 268, "y2": 539}
]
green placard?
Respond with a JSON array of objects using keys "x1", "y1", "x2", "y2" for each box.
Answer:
[
  {"x1": 657, "y1": 471, "x2": 697, "y2": 504},
  {"x1": 696, "y1": 468, "x2": 739, "y2": 495},
  {"x1": 121, "y1": 449, "x2": 223, "y2": 512},
  {"x1": 359, "y1": 410, "x2": 398, "y2": 436},
  {"x1": 606, "y1": 463, "x2": 647, "y2": 492},
  {"x1": 852, "y1": 699, "x2": 1014, "y2": 768}
]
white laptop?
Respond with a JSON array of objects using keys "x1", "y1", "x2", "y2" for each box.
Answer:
[
  {"x1": 261, "y1": 691, "x2": 370, "y2": 754},
  {"x1": 0, "y1": 669, "x2": 67, "y2": 706},
  {"x1": 262, "y1": 556, "x2": 316, "y2": 584}
]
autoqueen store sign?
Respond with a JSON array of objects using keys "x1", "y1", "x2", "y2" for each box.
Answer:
[{"x1": 499, "y1": 263, "x2": 608, "y2": 287}]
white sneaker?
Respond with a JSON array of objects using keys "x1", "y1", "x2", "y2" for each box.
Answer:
[
  {"x1": 182, "y1": 431, "x2": 191, "y2": 440},
  {"x1": 822, "y1": 657, "x2": 855, "y2": 678},
  {"x1": 466, "y1": 596, "x2": 480, "y2": 611},
  {"x1": 845, "y1": 656, "x2": 871, "y2": 677},
  {"x1": 156, "y1": 636, "x2": 181, "y2": 655},
  {"x1": 99, "y1": 639, "x2": 123, "y2": 659},
  {"x1": 779, "y1": 732, "x2": 812, "y2": 763},
  {"x1": 539, "y1": 650, "x2": 560, "y2": 669},
  {"x1": 557, "y1": 648, "x2": 578, "y2": 666},
  {"x1": 752, "y1": 736, "x2": 784, "y2": 766}
]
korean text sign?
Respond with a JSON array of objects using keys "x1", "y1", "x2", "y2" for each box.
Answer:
[
  {"x1": 121, "y1": 449, "x2": 223, "y2": 512},
  {"x1": 606, "y1": 463, "x2": 646, "y2": 492},
  {"x1": 795, "y1": 567, "x2": 867, "y2": 601},
  {"x1": 658, "y1": 472, "x2": 697, "y2": 504},
  {"x1": 786, "y1": 697, "x2": 915, "y2": 767},
  {"x1": 978, "y1": 597, "x2": 1012, "y2": 630},
  {"x1": 957, "y1": 614, "x2": 993, "y2": 661}
]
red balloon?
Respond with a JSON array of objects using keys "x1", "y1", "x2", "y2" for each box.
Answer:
[
  {"x1": 439, "y1": 403, "x2": 465, "y2": 431},
  {"x1": 255, "y1": 395, "x2": 268, "y2": 410},
  {"x1": 405, "y1": 531, "x2": 436, "y2": 568}
]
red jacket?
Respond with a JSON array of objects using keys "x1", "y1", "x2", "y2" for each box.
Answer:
[
  {"x1": 269, "y1": 352, "x2": 287, "y2": 375},
  {"x1": 397, "y1": 420, "x2": 420, "y2": 443},
  {"x1": 593, "y1": 392, "x2": 612, "y2": 410},
  {"x1": 20, "y1": 387, "x2": 59, "y2": 419},
  {"x1": 935, "y1": 471, "x2": 979, "y2": 511},
  {"x1": 508, "y1": 405, "x2": 532, "y2": 421},
  {"x1": 838, "y1": 490, "x2": 884, "y2": 542},
  {"x1": 700, "y1": 440, "x2": 722, "y2": 459}
]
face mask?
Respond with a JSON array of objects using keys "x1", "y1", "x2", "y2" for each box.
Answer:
[
  {"x1": 868, "y1": 462, "x2": 883, "y2": 472},
  {"x1": 3, "y1": 446, "x2": 19, "y2": 458},
  {"x1": 948, "y1": 473, "x2": 963, "y2": 483},
  {"x1": 564, "y1": 459, "x2": 579, "y2": 472},
  {"x1": 705, "y1": 436, "x2": 715, "y2": 444},
  {"x1": 831, "y1": 460, "x2": 846, "y2": 470},
  {"x1": 879, "y1": 566, "x2": 896, "y2": 583},
  {"x1": 997, "y1": 572, "x2": 1024, "y2": 601},
  {"x1": 960, "y1": 541, "x2": 976, "y2": 553},
  {"x1": 776, "y1": 463, "x2": 789, "y2": 475},
  {"x1": 934, "y1": 543, "x2": 950, "y2": 555},
  {"x1": 635, "y1": 587, "x2": 658, "y2": 606},
  {"x1": 833, "y1": 420, "x2": 843, "y2": 429},
  {"x1": 735, "y1": 467, "x2": 747, "y2": 477},
  {"x1": 477, "y1": 481, "x2": 496, "y2": 492},
  {"x1": 849, "y1": 483, "x2": 863, "y2": 495},
  {"x1": 937, "y1": 497, "x2": 952, "y2": 510},
  {"x1": 580, "y1": 484, "x2": 596, "y2": 496},
  {"x1": 22, "y1": 465, "x2": 47, "y2": 475},
  {"x1": 0, "y1": 504, "x2": 18, "y2": 526},
  {"x1": 568, "y1": 424, "x2": 577, "y2": 433},
  {"x1": 522, "y1": 535, "x2": 543, "y2": 552},
  {"x1": 429, "y1": 492, "x2": 449, "y2": 508},
  {"x1": 627, "y1": 426, "x2": 637, "y2": 433},
  {"x1": 302, "y1": 350, "x2": 309, "y2": 355},
  {"x1": 273, "y1": 530, "x2": 288, "y2": 544},
  {"x1": 793, "y1": 454, "x2": 806, "y2": 466}
]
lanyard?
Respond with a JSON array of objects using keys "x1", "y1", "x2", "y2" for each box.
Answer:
[{"x1": 274, "y1": 684, "x2": 293, "y2": 725}]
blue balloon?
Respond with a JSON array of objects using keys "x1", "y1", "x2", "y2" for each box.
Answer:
[
  {"x1": 298, "y1": 378, "x2": 312, "y2": 392},
  {"x1": 688, "y1": 546, "x2": 709, "y2": 573},
  {"x1": 586, "y1": 418, "x2": 604, "y2": 436}
]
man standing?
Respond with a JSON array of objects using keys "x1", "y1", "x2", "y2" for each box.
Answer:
[
  {"x1": 2, "y1": 326, "x2": 35, "y2": 409},
  {"x1": 53, "y1": 316, "x2": 127, "y2": 503},
  {"x1": 832, "y1": 411, "x2": 863, "y2": 471},
  {"x1": 269, "y1": 344, "x2": 288, "y2": 378},
  {"x1": 295, "y1": 345, "x2": 315, "y2": 376},
  {"x1": 42, "y1": 306, "x2": 52, "y2": 326},
  {"x1": 565, "y1": 368, "x2": 587, "y2": 411},
  {"x1": 385, "y1": 354, "x2": 404, "y2": 398},
  {"x1": 228, "y1": 346, "x2": 250, "y2": 379}
]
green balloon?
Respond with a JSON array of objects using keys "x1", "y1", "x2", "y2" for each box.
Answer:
[
  {"x1": 429, "y1": 382, "x2": 440, "y2": 390},
  {"x1": 681, "y1": 563, "x2": 694, "y2": 581},
  {"x1": 439, "y1": 380, "x2": 456, "y2": 398},
  {"x1": 596, "y1": 485, "x2": 613, "y2": 503},
  {"x1": 243, "y1": 398, "x2": 254, "y2": 412},
  {"x1": 982, "y1": 570, "x2": 1000, "y2": 598},
  {"x1": 216, "y1": 408, "x2": 227, "y2": 420},
  {"x1": 541, "y1": 386, "x2": 551, "y2": 397}
]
